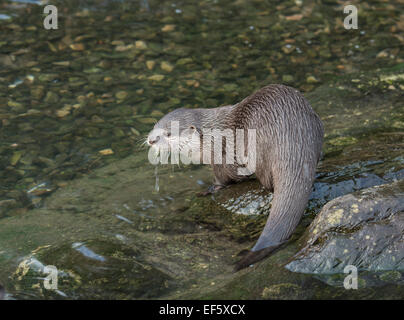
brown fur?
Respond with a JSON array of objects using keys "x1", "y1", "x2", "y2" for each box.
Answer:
[{"x1": 149, "y1": 84, "x2": 324, "y2": 270}]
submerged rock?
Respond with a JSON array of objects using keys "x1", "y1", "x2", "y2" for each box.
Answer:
[
  {"x1": 10, "y1": 240, "x2": 172, "y2": 299},
  {"x1": 286, "y1": 179, "x2": 404, "y2": 275}
]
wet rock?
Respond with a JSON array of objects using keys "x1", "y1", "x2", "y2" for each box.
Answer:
[
  {"x1": 328, "y1": 136, "x2": 357, "y2": 147},
  {"x1": 161, "y1": 24, "x2": 176, "y2": 32},
  {"x1": 30, "y1": 86, "x2": 45, "y2": 100},
  {"x1": 148, "y1": 74, "x2": 165, "y2": 81},
  {"x1": 91, "y1": 115, "x2": 104, "y2": 123},
  {"x1": 10, "y1": 151, "x2": 22, "y2": 166},
  {"x1": 38, "y1": 74, "x2": 58, "y2": 82},
  {"x1": 0, "y1": 54, "x2": 15, "y2": 68},
  {"x1": 135, "y1": 40, "x2": 147, "y2": 49},
  {"x1": 150, "y1": 110, "x2": 164, "y2": 117},
  {"x1": 70, "y1": 43, "x2": 85, "y2": 51},
  {"x1": 285, "y1": 14, "x2": 303, "y2": 21},
  {"x1": 161, "y1": 61, "x2": 174, "y2": 72},
  {"x1": 176, "y1": 58, "x2": 193, "y2": 65},
  {"x1": 44, "y1": 92, "x2": 59, "y2": 104},
  {"x1": 7, "y1": 100, "x2": 24, "y2": 111},
  {"x1": 376, "y1": 50, "x2": 389, "y2": 59},
  {"x1": 52, "y1": 61, "x2": 70, "y2": 67},
  {"x1": 286, "y1": 179, "x2": 404, "y2": 275},
  {"x1": 137, "y1": 117, "x2": 157, "y2": 124},
  {"x1": 27, "y1": 182, "x2": 54, "y2": 197},
  {"x1": 219, "y1": 185, "x2": 272, "y2": 216},
  {"x1": 56, "y1": 105, "x2": 72, "y2": 118},
  {"x1": 10, "y1": 240, "x2": 172, "y2": 299},
  {"x1": 185, "y1": 79, "x2": 199, "y2": 87},
  {"x1": 282, "y1": 44, "x2": 295, "y2": 54},
  {"x1": 379, "y1": 270, "x2": 402, "y2": 282},
  {"x1": 115, "y1": 91, "x2": 128, "y2": 100},
  {"x1": 115, "y1": 44, "x2": 133, "y2": 52},
  {"x1": 146, "y1": 60, "x2": 155, "y2": 70},
  {"x1": 99, "y1": 148, "x2": 114, "y2": 155},
  {"x1": 113, "y1": 128, "x2": 125, "y2": 137},
  {"x1": 130, "y1": 127, "x2": 140, "y2": 136},
  {"x1": 282, "y1": 75, "x2": 294, "y2": 83},
  {"x1": 306, "y1": 75, "x2": 319, "y2": 84},
  {"x1": 222, "y1": 83, "x2": 238, "y2": 91},
  {"x1": 35, "y1": 156, "x2": 56, "y2": 168}
]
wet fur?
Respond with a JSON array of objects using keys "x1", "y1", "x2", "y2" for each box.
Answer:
[{"x1": 150, "y1": 84, "x2": 324, "y2": 270}]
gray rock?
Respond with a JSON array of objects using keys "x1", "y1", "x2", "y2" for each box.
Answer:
[{"x1": 286, "y1": 179, "x2": 404, "y2": 274}]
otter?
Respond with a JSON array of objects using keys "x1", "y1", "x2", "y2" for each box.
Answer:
[{"x1": 147, "y1": 84, "x2": 324, "y2": 270}]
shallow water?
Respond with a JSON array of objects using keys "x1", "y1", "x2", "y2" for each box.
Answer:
[{"x1": 0, "y1": 0, "x2": 403, "y2": 299}]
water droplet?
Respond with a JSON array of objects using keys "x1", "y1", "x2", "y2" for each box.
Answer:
[{"x1": 155, "y1": 166, "x2": 160, "y2": 192}]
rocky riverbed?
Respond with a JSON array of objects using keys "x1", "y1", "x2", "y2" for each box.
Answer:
[
  {"x1": 1, "y1": 64, "x2": 403, "y2": 299},
  {"x1": 0, "y1": 0, "x2": 403, "y2": 299}
]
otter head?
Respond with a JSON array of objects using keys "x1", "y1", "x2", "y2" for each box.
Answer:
[{"x1": 147, "y1": 108, "x2": 201, "y2": 154}]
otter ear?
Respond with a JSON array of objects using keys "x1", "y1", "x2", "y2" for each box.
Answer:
[{"x1": 189, "y1": 125, "x2": 202, "y2": 136}]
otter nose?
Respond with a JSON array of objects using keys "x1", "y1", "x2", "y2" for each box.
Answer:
[{"x1": 148, "y1": 136, "x2": 160, "y2": 145}]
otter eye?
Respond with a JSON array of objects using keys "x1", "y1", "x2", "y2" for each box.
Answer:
[
  {"x1": 166, "y1": 132, "x2": 171, "y2": 137},
  {"x1": 189, "y1": 125, "x2": 196, "y2": 130}
]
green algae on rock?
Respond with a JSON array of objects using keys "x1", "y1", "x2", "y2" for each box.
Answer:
[{"x1": 286, "y1": 179, "x2": 404, "y2": 275}]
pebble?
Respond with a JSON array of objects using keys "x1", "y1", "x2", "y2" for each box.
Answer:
[
  {"x1": 376, "y1": 50, "x2": 389, "y2": 58},
  {"x1": 282, "y1": 44, "x2": 295, "y2": 54},
  {"x1": 53, "y1": 61, "x2": 70, "y2": 66},
  {"x1": 99, "y1": 148, "x2": 114, "y2": 155},
  {"x1": 186, "y1": 80, "x2": 199, "y2": 87},
  {"x1": 285, "y1": 14, "x2": 303, "y2": 21},
  {"x1": 10, "y1": 151, "x2": 22, "y2": 166},
  {"x1": 70, "y1": 43, "x2": 85, "y2": 51},
  {"x1": 146, "y1": 60, "x2": 156, "y2": 70},
  {"x1": 8, "y1": 100, "x2": 23, "y2": 109},
  {"x1": 306, "y1": 75, "x2": 319, "y2": 83},
  {"x1": 161, "y1": 24, "x2": 176, "y2": 32},
  {"x1": 176, "y1": 58, "x2": 193, "y2": 65},
  {"x1": 135, "y1": 41, "x2": 147, "y2": 49},
  {"x1": 150, "y1": 110, "x2": 164, "y2": 117},
  {"x1": 115, "y1": 91, "x2": 128, "y2": 100},
  {"x1": 148, "y1": 74, "x2": 165, "y2": 81},
  {"x1": 138, "y1": 117, "x2": 157, "y2": 124},
  {"x1": 282, "y1": 75, "x2": 294, "y2": 82},
  {"x1": 161, "y1": 61, "x2": 174, "y2": 72},
  {"x1": 130, "y1": 127, "x2": 140, "y2": 136},
  {"x1": 56, "y1": 106, "x2": 72, "y2": 118},
  {"x1": 115, "y1": 44, "x2": 133, "y2": 52}
]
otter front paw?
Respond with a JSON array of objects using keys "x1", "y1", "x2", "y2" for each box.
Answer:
[{"x1": 197, "y1": 184, "x2": 225, "y2": 197}]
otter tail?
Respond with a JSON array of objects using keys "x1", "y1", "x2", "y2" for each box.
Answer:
[{"x1": 234, "y1": 180, "x2": 312, "y2": 271}]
